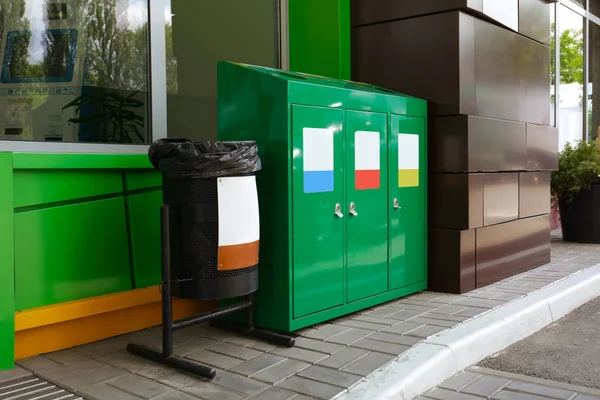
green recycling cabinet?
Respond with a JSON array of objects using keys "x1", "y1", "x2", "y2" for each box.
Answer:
[{"x1": 217, "y1": 62, "x2": 427, "y2": 332}]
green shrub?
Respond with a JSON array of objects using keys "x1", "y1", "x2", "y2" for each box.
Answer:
[{"x1": 551, "y1": 139, "x2": 600, "y2": 204}]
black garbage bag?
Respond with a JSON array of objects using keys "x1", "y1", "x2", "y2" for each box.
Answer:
[{"x1": 148, "y1": 138, "x2": 261, "y2": 178}]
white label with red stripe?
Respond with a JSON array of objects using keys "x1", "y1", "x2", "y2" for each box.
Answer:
[{"x1": 355, "y1": 130, "x2": 380, "y2": 190}]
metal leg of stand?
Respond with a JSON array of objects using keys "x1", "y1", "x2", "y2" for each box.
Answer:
[
  {"x1": 125, "y1": 343, "x2": 217, "y2": 378},
  {"x1": 127, "y1": 204, "x2": 217, "y2": 379},
  {"x1": 161, "y1": 213, "x2": 173, "y2": 358},
  {"x1": 211, "y1": 293, "x2": 296, "y2": 348}
]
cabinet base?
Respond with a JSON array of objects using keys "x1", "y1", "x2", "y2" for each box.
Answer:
[{"x1": 255, "y1": 281, "x2": 428, "y2": 333}]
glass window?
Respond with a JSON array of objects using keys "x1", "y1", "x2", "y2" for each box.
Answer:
[
  {"x1": 164, "y1": 0, "x2": 279, "y2": 142},
  {"x1": 558, "y1": 4, "x2": 584, "y2": 150},
  {"x1": 0, "y1": 0, "x2": 150, "y2": 144}
]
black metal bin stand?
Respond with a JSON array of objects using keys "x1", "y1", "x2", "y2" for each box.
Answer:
[
  {"x1": 126, "y1": 204, "x2": 295, "y2": 379},
  {"x1": 126, "y1": 140, "x2": 295, "y2": 379}
]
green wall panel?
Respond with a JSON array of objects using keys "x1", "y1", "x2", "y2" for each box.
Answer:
[
  {"x1": 13, "y1": 170, "x2": 123, "y2": 208},
  {"x1": 0, "y1": 153, "x2": 14, "y2": 369},
  {"x1": 289, "y1": 0, "x2": 351, "y2": 79},
  {"x1": 14, "y1": 198, "x2": 133, "y2": 311},
  {"x1": 127, "y1": 190, "x2": 162, "y2": 289},
  {"x1": 13, "y1": 153, "x2": 152, "y2": 170},
  {"x1": 124, "y1": 170, "x2": 162, "y2": 191}
]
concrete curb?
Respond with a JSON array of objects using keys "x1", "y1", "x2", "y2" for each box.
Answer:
[{"x1": 338, "y1": 263, "x2": 600, "y2": 400}]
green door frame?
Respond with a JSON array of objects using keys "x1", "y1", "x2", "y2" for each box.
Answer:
[{"x1": 288, "y1": 0, "x2": 351, "y2": 80}]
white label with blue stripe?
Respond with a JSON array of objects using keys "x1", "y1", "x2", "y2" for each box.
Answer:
[{"x1": 303, "y1": 127, "x2": 334, "y2": 193}]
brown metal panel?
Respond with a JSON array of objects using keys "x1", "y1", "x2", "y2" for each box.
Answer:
[
  {"x1": 519, "y1": 0, "x2": 551, "y2": 45},
  {"x1": 428, "y1": 229, "x2": 476, "y2": 294},
  {"x1": 469, "y1": 174, "x2": 485, "y2": 228},
  {"x1": 429, "y1": 173, "x2": 484, "y2": 230},
  {"x1": 468, "y1": 117, "x2": 527, "y2": 172},
  {"x1": 483, "y1": 173, "x2": 519, "y2": 226},
  {"x1": 429, "y1": 116, "x2": 469, "y2": 173},
  {"x1": 351, "y1": 0, "x2": 526, "y2": 29},
  {"x1": 527, "y1": 124, "x2": 559, "y2": 170},
  {"x1": 473, "y1": 18, "x2": 551, "y2": 125},
  {"x1": 352, "y1": 12, "x2": 551, "y2": 124},
  {"x1": 352, "y1": 12, "x2": 461, "y2": 117},
  {"x1": 476, "y1": 215, "x2": 551, "y2": 288},
  {"x1": 429, "y1": 116, "x2": 527, "y2": 173},
  {"x1": 519, "y1": 172, "x2": 551, "y2": 219},
  {"x1": 351, "y1": 0, "x2": 469, "y2": 27},
  {"x1": 352, "y1": 0, "x2": 545, "y2": 38},
  {"x1": 459, "y1": 13, "x2": 477, "y2": 116},
  {"x1": 429, "y1": 174, "x2": 469, "y2": 230}
]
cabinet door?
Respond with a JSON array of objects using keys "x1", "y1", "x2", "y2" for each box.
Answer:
[
  {"x1": 292, "y1": 105, "x2": 345, "y2": 318},
  {"x1": 346, "y1": 110, "x2": 389, "y2": 302},
  {"x1": 389, "y1": 115, "x2": 427, "y2": 290}
]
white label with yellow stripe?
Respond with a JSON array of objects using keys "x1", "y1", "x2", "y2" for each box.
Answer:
[{"x1": 398, "y1": 134, "x2": 419, "y2": 188}]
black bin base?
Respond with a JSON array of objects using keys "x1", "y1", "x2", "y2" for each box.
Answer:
[{"x1": 173, "y1": 271, "x2": 259, "y2": 301}]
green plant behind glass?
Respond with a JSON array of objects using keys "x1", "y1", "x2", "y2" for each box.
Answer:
[
  {"x1": 62, "y1": 90, "x2": 145, "y2": 144},
  {"x1": 550, "y1": 23, "x2": 584, "y2": 87},
  {"x1": 552, "y1": 139, "x2": 600, "y2": 204}
]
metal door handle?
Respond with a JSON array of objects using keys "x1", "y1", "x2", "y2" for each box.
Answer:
[
  {"x1": 349, "y1": 202, "x2": 358, "y2": 216},
  {"x1": 335, "y1": 203, "x2": 344, "y2": 218},
  {"x1": 393, "y1": 198, "x2": 401, "y2": 210}
]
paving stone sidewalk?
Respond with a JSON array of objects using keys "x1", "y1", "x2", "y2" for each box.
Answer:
[
  {"x1": 421, "y1": 366, "x2": 600, "y2": 400},
  {"x1": 16, "y1": 232, "x2": 600, "y2": 400}
]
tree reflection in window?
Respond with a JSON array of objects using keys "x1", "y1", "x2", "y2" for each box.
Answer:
[
  {"x1": 1, "y1": 0, "x2": 32, "y2": 79},
  {"x1": 9, "y1": 32, "x2": 32, "y2": 78},
  {"x1": 62, "y1": 0, "x2": 151, "y2": 144},
  {"x1": 43, "y1": 30, "x2": 69, "y2": 78},
  {"x1": 83, "y1": 0, "x2": 148, "y2": 92}
]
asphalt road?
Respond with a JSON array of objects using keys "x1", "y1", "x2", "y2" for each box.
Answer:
[{"x1": 479, "y1": 296, "x2": 600, "y2": 389}]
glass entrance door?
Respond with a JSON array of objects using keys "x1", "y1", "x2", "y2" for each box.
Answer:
[{"x1": 154, "y1": 0, "x2": 281, "y2": 142}]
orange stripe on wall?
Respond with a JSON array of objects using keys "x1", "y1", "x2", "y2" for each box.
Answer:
[
  {"x1": 14, "y1": 287, "x2": 215, "y2": 360},
  {"x1": 218, "y1": 240, "x2": 259, "y2": 271},
  {"x1": 15, "y1": 287, "x2": 160, "y2": 331}
]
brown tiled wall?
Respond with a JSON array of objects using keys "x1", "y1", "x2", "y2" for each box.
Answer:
[{"x1": 352, "y1": 0, "x2": 558, "y2": 293}]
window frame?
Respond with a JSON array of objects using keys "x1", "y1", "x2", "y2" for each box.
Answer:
[{"x1": 555, "y1": 0, "x2": 588, "y2": 146}]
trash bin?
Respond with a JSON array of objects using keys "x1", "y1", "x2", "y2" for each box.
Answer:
[{"x1": 148, "y1": 139, "x2": 261, "y2": 300}]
